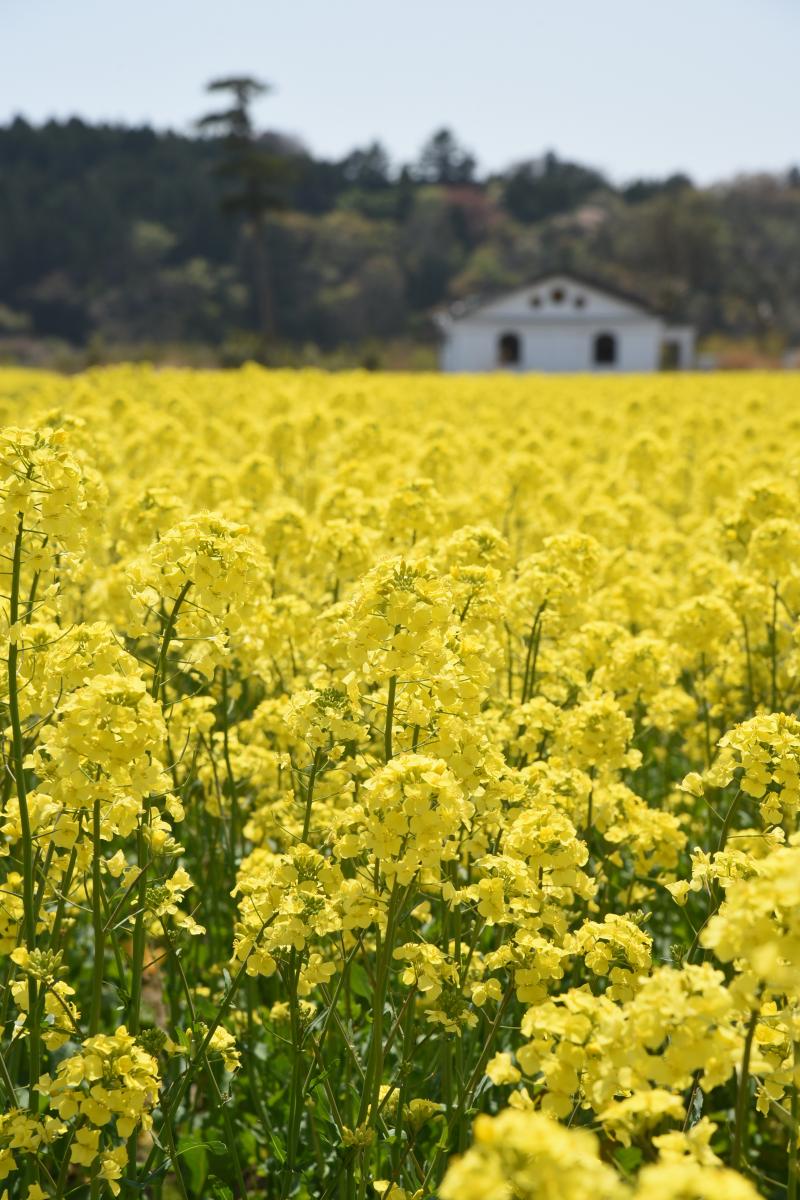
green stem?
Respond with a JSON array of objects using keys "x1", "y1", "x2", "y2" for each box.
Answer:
[
  {"x1": 359, "y1": 880, "x2": 401, "y2": 1143},
  {"x1": 0, "y1": 1044, "x2": 16, "y2": 1102},
  {"x1": 790, "y1": 1039, "x2": 799, "y2": 1200},
  {"x1": 89, "y1": 799, "x2": 105, "y2": 1035},
  {"x1": 520, "y1": 603, "x2": 546, "y2": 704},
  {"x1": 161, "y1": 1118, "x2": 190, "y2": 1200},
  {"x1": 700, "y1": 654, "x2": 712, "y2": 769},
  {"x1": 53, "y1": 1129, "x2": 76, "y2": 1200},
  {"x1": 143, "y1": 953, "x2": 253, "y2": 1180},
  {"x1": 770, "y1": 582, "x2": 779, "y2": 712},
  {"x1": 151, "y1": 580, "x2": 192, "y2": 700},
  {"x1": 385, "y1": 676, "x2": 397, "y2": 762},
  {"x1": 585, "y1": 768, "x2": 595, "y2": 848},
  {"x1": 732, "y1": 1008, "x2": 759, "y2": 1171},
  {"x1": 221, "y1": 668, "x2": 240, "y2": 874},
  {"x1": 128, "y1": 827, "x2": 148, "y2": 1035},
  {"x1": 162, "y1": 918, "x2": 248, "y2": 1199},
  {"x1": 742, "y1": 616, "x2": 755, "y2": 715},
  {"x1": 302, "y1": 748, "x2": 322, "y2": 843},
  {"x1": 126, "y1": 829, "x2": 149, "y2": 1192},
  {"x1": 390, "y1": 995, "x2": 417, "y2": 1179},
  {"x1": 48, "y1": 845, "x2": 78, "y2": 946},
  {"x1": 7, "y1": 511, "x2": 39, "y2": 1107},
  {"x1": 95, "y1": 873, "x2": 129, "y2": 996},
  {"x1": 32, "y1": 842, "x2": 54, "y2": 930},
  {"x1": 717, "y1": 786, "x2": 742, "y2": 853},
  {"x1": 283, "y1": 952, "x2": 305, "y2": 1198},
  {"x1": 130, "y1": 580, "x2": 193, "y2": 1035},
  {"x1": 421, "y1": 985, "x2": 514, "y2": 1194}
]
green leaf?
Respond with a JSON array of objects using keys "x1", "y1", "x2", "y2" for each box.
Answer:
[
  {"x1": 269, "y1": 1131, "x2": 287, "y2": 1165},
  {"x1": 176, "y1": 1135, "x2": 226, "y2": 1195},
  {"x1": 349, "y1": 963, "x2": 373, "y2": 1001},
  {"x1": 614, "y1": 1146, "x2": 643, "y2": 1175}
]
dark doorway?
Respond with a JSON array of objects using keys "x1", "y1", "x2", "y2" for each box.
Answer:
[
  {"x1": 498, "y1": 332, "x2": 521, "y2": 366},
  {"x1": 661, "y1": 340, "x2": 681, "y2": 370},
  {"x1": 593, "y1": 332, "x2": 617, "y2": 365}
]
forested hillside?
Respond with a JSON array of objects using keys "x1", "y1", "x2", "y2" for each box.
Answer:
[{"x1": 2, "y1": 116, "x2": 800, "y2": 364}]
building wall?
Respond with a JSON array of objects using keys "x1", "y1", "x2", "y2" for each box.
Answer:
[
  {"x1": 473, "y1": 275, "x2": 647, "y2": 324},
  {"x1": 440, "y1": 318, "x2": 665, "y2": 373}
]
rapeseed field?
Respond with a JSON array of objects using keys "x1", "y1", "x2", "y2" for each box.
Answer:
[{"x1": 2, "y1": 366, "x2": 800, "y2": 1199}]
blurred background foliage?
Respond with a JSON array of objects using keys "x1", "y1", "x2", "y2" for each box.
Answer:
[{"x1": 2, "y1": 98, "x2": 800, "y2": 369}]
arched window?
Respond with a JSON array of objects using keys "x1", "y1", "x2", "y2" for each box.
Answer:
[
  {"x1": 498, "y1": 332, "x2": 521, "y2": 366},
  {"x1": 593, "y1": 332, "x2": 617, "y2": 365}
]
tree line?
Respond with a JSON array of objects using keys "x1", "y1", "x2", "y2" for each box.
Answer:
[{"x1": 1, "y1": 78, "x2": 799, "y2": 366}]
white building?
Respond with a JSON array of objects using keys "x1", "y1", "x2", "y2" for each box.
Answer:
[{"x1": 436, "y1": 272, "x2": 695, "y2": 373}]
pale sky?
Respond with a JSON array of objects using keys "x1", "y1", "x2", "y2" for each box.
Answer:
[{"x1": 3, "y1": 0, "x2": 798, "y2": 183}]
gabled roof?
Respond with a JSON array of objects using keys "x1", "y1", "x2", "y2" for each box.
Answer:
[{"x1": 439, "y1": 270, "x2": 665, "y2": 323}]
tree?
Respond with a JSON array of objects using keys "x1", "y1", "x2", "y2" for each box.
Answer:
[
  {"x1": 622, "y1": 173, "x2": 693, "y2": 205},
  {"x1": 501, "y1": 152, "x2": 608, "y2": 223},
  {"x1": 415, "y1": 128, "x2": 476, "y2": 185},
  {"x1": 341, "y1": 141, "x2": 392, "y2": 191},
  {"x1": 197, "y1": 75, "x2": 290, "y2": 349}
]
